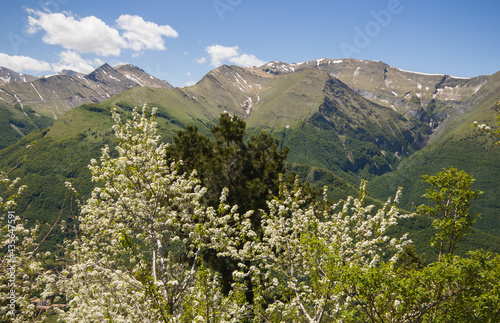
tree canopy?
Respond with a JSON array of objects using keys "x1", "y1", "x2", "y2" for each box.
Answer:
[{"x1": 166, "y1": 113, "x2": 289, "y2": 215}]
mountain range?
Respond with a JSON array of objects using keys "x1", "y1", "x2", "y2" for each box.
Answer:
[
  {"x1": 1, "y1": 58, "x2": 500, "y2": 261},
  {"x1": 0, "y1": 63, "x2": 172, "y2": 116},
  {"x1": 0, "y1": 63, "x2": 173, "y2": 148}
]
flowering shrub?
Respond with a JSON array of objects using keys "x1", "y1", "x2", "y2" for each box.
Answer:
[{"x1": 239, "y1": 180, "x2": 413, "y2": 322}]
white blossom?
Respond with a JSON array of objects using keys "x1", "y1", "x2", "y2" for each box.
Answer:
[{"x1": 52, "y1": 105, "x2": 247, "y2": 322}]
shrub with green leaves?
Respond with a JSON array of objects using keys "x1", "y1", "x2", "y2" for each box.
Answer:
[{"x1": 417, "y1": 167, "x2": 483, "y2": 261}]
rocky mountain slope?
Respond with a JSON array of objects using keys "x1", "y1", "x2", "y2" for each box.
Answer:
[
  {"x1": 115, "y1": 64, "x2": 173, "y2": 89},
  {"x1": 102, "y1": 60, "x2": 500, "y2": 259},
  {"x1": 263, "y1": 59, "x2": 491, "y2": 136},
  {"x1": 0, "y1": 63, "x2": 173, "y2": 119},
  {"x1": 0, "y1": 66, "x2": 39, "y2": 84},
  {"x1": 104, "y1": 64, "x2": 428, "y2": 181}
]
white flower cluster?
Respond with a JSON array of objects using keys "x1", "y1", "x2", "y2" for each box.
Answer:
[
  {"x1": 228, "y1": 178, "x2": 413, "y2": 322},
  {"x1": 473, "y1": 121, "x2": 491, "y2": 132},
  {"x1": 55, "y1": 106, "x2": 249, "y2": 322}
]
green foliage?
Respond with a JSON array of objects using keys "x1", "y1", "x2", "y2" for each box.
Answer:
[
  {"x1": 167, "y1": 113, "x2": 289, "y2": 217},
  {"x1": 1, "y1": 60, "x2": 500, "y2": 320},
  {"x1": 348, "y1": 250, "x2": 500, "y2": 322},
  {"x1": 368, "y1": 124, "x2": 500, "y2": 259},
  {"x1": 0, "y1": 106, "x2": 23, "y2": 149},
  {"x1": 0, "y1": 149, "x2": 54, "y2": 322},
  {"x1": 285, "y1": 163, "x2": 358, "y2": 202},
  {"x1": 279, "y1": 100, "x2": 427, "y2": 184},
  {"x1": 80, "y1": 103, "x2": 111, "y2": 115},
  {"x1": 395, "y1": 244, "x2": 426, "y2": 271},
  {"x1": 0, "y1": 102, "x2": 208, "y2": 261},
  {"x1": 180, "y1": 266, "x2": 247, "y2": 322},
  {"x1": 114, "y1": 100, "x2": 136, "y2": 111},
  {"x1": 244, "y1": 179, "x2": 412, "y2": 322},
  {"x1": 51, "y1": 106, "x2": 252, "y2": 322},
  {"x1": 417, "y1": 167, "x2": 483, "y2": 261},
  {"x1": 166, "y1": 113, "x2": 291, "y2": 296},
  {"x1": 0, "y1": 124, "x2": 114, "y2": 255},
  {"x1": 1, "y1": 103, "x2": 499, "y2": 322}
]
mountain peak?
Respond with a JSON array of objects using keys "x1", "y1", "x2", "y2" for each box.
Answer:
[
  {"x1": 0, "y1": 66, "x2": 38, "y2": 84},
  {"x1": 84, "y1": 63, "x2": 130, "y2": 84},
  {"x1": 262, "y1": 61, "x2": 296, "y2": 75},
  {"x1": 256, "y1": 58, "x2": 487, "y2": 121},
  {"x1": 58, "y1": 69, "x2": 81, "y2": 77},
  {"x1": 114, "y1": 64, "x2": 173, "y2": 89}
]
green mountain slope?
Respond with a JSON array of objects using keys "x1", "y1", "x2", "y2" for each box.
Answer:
[
  {"x1": 264, "y1": 59, "x2": 491, "y2": 136},
  {"x1": 0, "y1": 103, "x2": 53, "y2": 149},
  {"x1": 107, "y1": 65, "x2": 429, "y2": 181},
  {"x1": 280, "y1": 75, "x2": 427, "y2": 181},
  {"x1": 368, "y1": 71, "x2": 500, "y2": 260},
  {"x1": 1, "y1": 63, "x2": 422, "y2": 252}
]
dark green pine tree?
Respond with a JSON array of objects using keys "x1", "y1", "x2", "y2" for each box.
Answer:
[
  {"x1": 167, "y1": 113, "x2": 289, "y2": 221},
  {"x1": 166, "y1": 113, "x2": 291, "y2": 297}
]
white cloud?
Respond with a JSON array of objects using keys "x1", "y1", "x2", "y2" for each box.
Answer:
[
  {"x1": 0, "y1": 53, "x2": 52, "y2": 73},
  {"x1": 185, "y1": 80, "x2": 196, "y2": 87},
  {"x1": 0, "y1": 51, "x2": 104, "y2": 75},
  {"x1": 195, "y1": 57, "x2": 207, "y2": 64},
  {"x1": 116, "y1": 14, "x2": 178, "y2": 53},
  {"x1": 51, "y1": 51, "x2": 103, "y2": 74},
  {"x1": 206, "y1": 45, "x2": 240, "y2": 67},
  {"x1": 228, "y1": 53, "x2": 266, "y2": 67},
  {"x1": 204, "y1": 45, "x2": 266, "y2": 67},
  {"x1": 26, "y1": 9, "x2": 178, "y2": 57},
  {"x1": 27, "y1": 9, "x2": 126, "y2": 56}
]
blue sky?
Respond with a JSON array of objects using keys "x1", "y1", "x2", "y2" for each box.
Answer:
[{"x1": 0, "y1": 0, "x2": 499, "y2": 87}]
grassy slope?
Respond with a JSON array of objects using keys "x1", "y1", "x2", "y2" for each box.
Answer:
[
  {"x1": 0, "y1": 103, "x2": 205, "y2": 257},
  {"x1": 0, "y1": 103, "x2": 53, "y2": 149},
  {"x1": 245, "y1": 69, "x2": 328, "y2": 129},
  {"x1": 0, "y1": 107, "x2": 115, "y2": 253},
  {"x1": 368, "y1": 72, "x2": 500, "y2": 261},
  {"x1": 0, "y1": 89, "x2": 360, "y2": 253}
]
